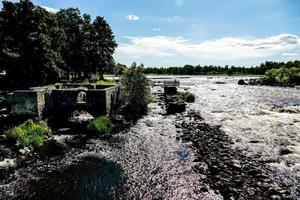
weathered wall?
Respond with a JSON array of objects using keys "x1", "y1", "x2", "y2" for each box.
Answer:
[
  {"x1": 6, "y1": 91, "x2": 40, "y2": 117},
  {"x1": 1, "y1": 85, "x2": 119, "y2": 120}
]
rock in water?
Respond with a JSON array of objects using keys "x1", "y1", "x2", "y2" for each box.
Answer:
[
  {"x1": 238, "y1": 79, "x2": 247, "y2": 85},
  {"x1": 167, "y1": 101, "x2": 186, "y2": 114},
  {"x1": 69, "y1": 111, "x2": 94, "y2": 125}
]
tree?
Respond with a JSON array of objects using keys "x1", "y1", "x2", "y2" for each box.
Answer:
[
  {"x1": 0, "y1": 0, "x2": 65, "y2": 89},
  {"x1": 120, "y1": 62, "x2": 151, "y2": 115},
  {"x1": 56, "y1": 8, "x2": 84, "y2": 80},
  {"x1": 90, "y1": 16, "x2": 117, "y2": 80}
]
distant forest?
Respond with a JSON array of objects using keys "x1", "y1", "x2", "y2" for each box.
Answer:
[{"x1": 142, "y1": 61, "x2": 300, "y2": 75}]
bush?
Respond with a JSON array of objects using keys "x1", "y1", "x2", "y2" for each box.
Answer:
[
  {"x1": 7, "y1": 121, "x2": 50, "y2": 148},
  {"x1": 120, "y1": 62, "x2": 152, "y2": 114},
  {"x1": 261, "y1": 67, "x2": 300, "y2": 85},
  {"x1": 87, "y1": 116, "x2": 113, "y2": 135},
  {"x1": 177, "y1": 91, "x2": 195, "y2": 103}
]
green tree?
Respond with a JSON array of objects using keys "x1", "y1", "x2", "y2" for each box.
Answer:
[
  {"x1": 90, "y1": 16, "x2": 117, "y2": 80},
  {"x1": 56, "y1": 8, "x2": 84, "y2": 80},
  {"x1": 0, "y1": 0, "x2": 65, "y2": 89},
  {"x1": 120, "y1": 62, "x2": 151, "y2": 114}
]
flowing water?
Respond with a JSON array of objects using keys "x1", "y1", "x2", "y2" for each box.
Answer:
[
  {"x1": 185, "y1": 76, "x2": 300, "y2": 197},
  {"x1": 5, "y1": 76, "x2": 300, "y2": 200}
]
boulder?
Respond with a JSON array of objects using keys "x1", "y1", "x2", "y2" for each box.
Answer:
[
  {"x1": 38, "y1": 136, "x2": 68, "y2": 157},
  {"x1": 167, "y1": 101, "x2": 186, "y2": 114},
  {"x1": 164, "y1": 86, "x2": 177, "y2": 95},
  {"x1": 69, "y1": 111, "x2": 94, "y2": 125},
  {"x1": 238, "y1": 79, "x2": 247, "y2": 85}
]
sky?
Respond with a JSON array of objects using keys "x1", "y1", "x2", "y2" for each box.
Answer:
[{"x1": 2, "y1": 0, "x2": 300, "y2": 67}]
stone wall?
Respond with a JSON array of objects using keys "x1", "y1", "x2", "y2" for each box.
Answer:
[
  {"x1": 5, "y1": 90, "x2": 44, "y2": 118},
  {"x1": 0, "y1": 84, "x2": 119, "y2": 120}
]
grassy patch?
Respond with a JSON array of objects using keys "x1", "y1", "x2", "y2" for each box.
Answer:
[
  {"x1": 87, "y1": 116, "x2": 113, "y2": 135},
  {"x1": 96, "y1": 80, "x2": 116, "y2": 85},
  {"x1": 176, "y1": 91, "x2": 195, "y2": 103},
  {"x1": 7, "y1": 121, "x2": 50, "y2": 148}
]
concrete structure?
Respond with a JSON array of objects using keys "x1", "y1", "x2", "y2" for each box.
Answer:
[{"x1": 0, "y1": 84, "x2": 119, "y2": 120}]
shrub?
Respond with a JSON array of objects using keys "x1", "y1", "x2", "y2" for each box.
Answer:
[
  {"x1": 177, "y1": 91, "x2": 195, "y2": 103},
  {"x1": 120, "y1": 62, "x2": 152, "y2": 114},
  {"x1": 261, "y1": 67, "x2": 300, "y2": 85},
  {"x1": 7, "y1": 121, "x2": 50, "y2": 148},
  {"x1": 87, "y1": 116, "x2": 113, "y2": 135}
]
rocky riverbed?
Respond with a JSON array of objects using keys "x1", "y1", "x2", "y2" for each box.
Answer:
[
  {"x1": 177, "y1": 111, "x2": 293, "y2": 199},
  {"x1": 0, "y1": 76, "x2": 299, "y2": 199}
]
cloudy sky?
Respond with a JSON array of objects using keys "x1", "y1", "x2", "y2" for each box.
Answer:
[{"x1": 3, "y1": 0, "x2": 300, "y2": 67}]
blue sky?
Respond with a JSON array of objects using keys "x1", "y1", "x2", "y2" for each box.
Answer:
[{"x1": 3, "y1": 0, "x2": 300, "y2": 67}]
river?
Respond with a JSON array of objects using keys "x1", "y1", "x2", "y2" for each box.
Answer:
[{"x1": 1, "y1": 75, "x2": 299, "y2": 200}]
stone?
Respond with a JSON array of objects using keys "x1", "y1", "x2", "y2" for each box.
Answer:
[
  {"x1": 167, "y1": 101, "x2": 186, "y2": 114},
  {"x1": 231, "y1": 160, "x2": 242, "y2": 169},
  {"x1": 0, "y1": 158, "x2": 16, "y2": 169},
  {"x1": 19, "y1": 147, "x2": 31, "y2": 155},
  {"x1": 238, "y1": 79, "x2": 247, "y2": 85},
  {"x1": 279, "y1": 148, "x2": 293, "y2": 155},
  {"x1": 69, "y1": 111, "x2": 94, "y2": 124},
  {"x1": 38, "y1": 137, "x2": 68, "y2": 157},
  {"x1": 214, "y1": 81, "x2": 226, "y2": 84},
  {"x1": 199, "y1": 185, "x2": 209, "y2": 193}
]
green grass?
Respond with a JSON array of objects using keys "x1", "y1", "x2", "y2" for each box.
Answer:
[
  {"x1": 96, "y1": 80, "x2": 116, "y2": 85},
  {"x1": 87, "y1": 116, "x2": 113, "y2": 135},
  {"x1": 7, "y1": 121, "x2": 50, "y2": 148}
]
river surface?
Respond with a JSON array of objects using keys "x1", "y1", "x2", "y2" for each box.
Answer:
[
  {"x1": 154, "y1": 75, "x2": 300, "y2": 197},
  {"x1": 2, "y1": 75, "x2": 300, "y2": 200}
]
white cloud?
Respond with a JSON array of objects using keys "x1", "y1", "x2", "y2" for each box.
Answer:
[
  {"x1": 152, "y1": 28, "x2": 162, "y2": 31},
  {"x1": 41, "y1": 6, "x2": 59, "y2": 13},
  {"x1": 115, "y1": 34, "x2": 300, "y2": 62},
  {"x1": 126, "y1": 14, "x2": 139, "y2": 21},
  {"x1": 167, "y1": 15, "x2": 182, "y2": 22},
  {"x1": 281, "y1": 52, "x2": 298, "y2": 57}
]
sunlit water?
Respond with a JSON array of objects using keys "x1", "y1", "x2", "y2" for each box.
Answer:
[
  {"x1": 15, "y1": 75, "x2": 300, "y2": 199},
  {"x1": 182, "y1": 76, "x2": 300, "y2": 197}
]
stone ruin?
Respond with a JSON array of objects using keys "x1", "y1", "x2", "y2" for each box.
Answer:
[{"x1": 0, "y1": 83, "x2": 119, "y2": 123}]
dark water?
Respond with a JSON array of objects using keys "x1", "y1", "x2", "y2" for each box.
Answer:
[{"x1": 27, "y1": 157, "x2": 126, "y2": 200}]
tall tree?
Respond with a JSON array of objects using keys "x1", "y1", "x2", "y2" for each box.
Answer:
[
  {"x1": 0, "y1": 0, "x2": 65, "y2": 88},
  {"x1": 90, "y1": 16, "x2": 117, "y2": 80},
  {"x1": 56, "y1": 8, "x2": 84, "y2": 80}
]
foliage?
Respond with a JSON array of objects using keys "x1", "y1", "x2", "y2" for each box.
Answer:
[
  {"x1": 7, "y1": 121, "x2": 50, "y2": 148},
  {"x1": 0, "y1": 0, "x2": 117, "y2": 89},
  {"x1": 176, "y1": 91, "x2": 195, "y2": 103},
  {"x1": 114, "y1": 63, "x2": 128, "y2": 76},
  {"x1": 261, "y1": 67, "x2": 300, "y2": 85},
  {"x1": 143, "y1": 61, "x2": 300, "y2": 76},
  {"x1": 96, "y1": 80, "x2": 116, "y2": 85},
  {"x1": 87, "y1": 116, "x2": 113, "y2": 135},
  {"x1": 0, "y1": 0, "x2": 64, "y2": 88},
  {"x1": 120, "y1": 62, "x2": 152, "y2": 111}
]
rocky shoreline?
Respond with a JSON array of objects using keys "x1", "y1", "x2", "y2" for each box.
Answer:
[{"x1": 176, "y1": 110, "x2": 295, "y2": 200}]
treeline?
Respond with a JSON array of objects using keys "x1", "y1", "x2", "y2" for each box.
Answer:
[
  {"x1": 143, "y1": 61, "x2": 300, "y2": 75},
  {"x1": 0, "y1": 0, "x2": 117, "y2": 89}
]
